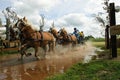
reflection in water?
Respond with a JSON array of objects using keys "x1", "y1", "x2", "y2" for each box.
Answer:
[{"x1": 0, "y1": 42, "x2": 97, "y2": 80}]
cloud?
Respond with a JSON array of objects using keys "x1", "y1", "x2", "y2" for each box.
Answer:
[
  {"x1": 10, "y1": 0, "x2": 105, "y2": 37},
  {"x1": 55, "y1": 13, "x2": 87, "y2": 27},
  {"x1": 10, "y1": 0, "x2": 61, "y2": 25},
  {"x1": 0, "y1": 0, "x2": 120, "y2": 38},
  {"x1": 84, "y1": 0, "x2": 104, "y2": 14},
  {"x1": 12, "y1": 0, "x2": 60, "y2": 12},
  {"x1": 49, "y1": 13, "x2": 103, "y2": 37}
]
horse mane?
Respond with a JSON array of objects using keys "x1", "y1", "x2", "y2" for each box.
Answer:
[
  {"x1": 62, "y1": 28, "x2": 68, "y2": 35},
  {"x1": 22, "y1": 24, "x2": 34, "y2": 32},
  {"x1": 23, "y1": 17, "x2": 39, "y2": 31},
  {"x1": 51, "y1": 28, "x2": 57, "y2": 33}
]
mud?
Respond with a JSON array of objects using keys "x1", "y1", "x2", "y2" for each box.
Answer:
[{"x1": 0, "y1": 42, "x2": 97, "y2": 80}]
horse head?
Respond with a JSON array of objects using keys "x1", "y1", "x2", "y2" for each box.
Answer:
[
  {"x1": 58, "y1": 28, "x2": 68, "y2": 38},
  {"x1": 13, "y1": 17, "x2": 35, "y2": 42},
  {"x1": 49, "y1": 27, "x2": 59, "y2": 38},
  {"x1": 13, "y1": 17, "x2": 28, "y2": 30}
]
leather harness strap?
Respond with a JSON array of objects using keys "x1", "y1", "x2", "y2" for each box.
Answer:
[{"x1": 39, "y1": 31, "x2": 43, "y2": 41}]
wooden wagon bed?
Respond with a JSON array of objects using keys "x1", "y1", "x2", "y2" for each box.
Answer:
[{"x1": 0, "y1": 40, "x2": 21, "y2": 52}]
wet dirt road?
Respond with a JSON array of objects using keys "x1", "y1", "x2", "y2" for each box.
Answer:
[{"x1": 0, "y1": 42, "x2": 97, "y2": 80}]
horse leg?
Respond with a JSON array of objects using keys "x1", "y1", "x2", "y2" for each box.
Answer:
[
  {"x1": 19, "y1": 46, "x2": 27, "y2": 60},
  {"x1": 19, "y1": 44, "x2": 30, "y2": 60},
  {"x1": 19, "y1": 50, "x2": 24, "y2": 60},
  {"x1": 48, "y1": 43, "x2": 51, "y2": 52},
  {"x1": 34, "y1": 47, "x2": 40, "y2": 60},
  {"x1": 42, "y1": 46, "x2": 47, "y2": 59},
  {"x1": 51, "y1": 41, "x2": 55, "y2": 53},
  {"x1": 48, "y1": 41, "x2": 55, "y2": 53}
]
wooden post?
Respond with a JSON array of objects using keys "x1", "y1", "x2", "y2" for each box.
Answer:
[
  {"x1": 109, "y1": 3, "x2": 117, "y2": 58},
  {"x1": 105, "y1": 25, "x2": 109, "y2": 49}
]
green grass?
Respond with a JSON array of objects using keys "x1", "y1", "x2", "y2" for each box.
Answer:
[
  {"x1": 117, "y1": 48, "x2": 120, "y2": 56},
  {"x1": 46, "y1": 60, "x2": 120, "y2": 80},
  {"x1": 92, "y1": 42, "x2": 105, "y2": 48},
  {"x1": 89, "y1": 38, "x2": 105, "y2": 42},
  {"x1": 46, "y1": 39, "x2": 120, "y2": 80},
  {"x1": 91, "y1": 40, "x2": 120, "y2": 56},
  {"x1": 0, "y1": 50, "x2": 19, "y2": 55}
]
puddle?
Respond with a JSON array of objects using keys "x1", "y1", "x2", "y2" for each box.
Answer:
[{"x1": 0, "y1": 41, "x2": 97, "y2": 80}]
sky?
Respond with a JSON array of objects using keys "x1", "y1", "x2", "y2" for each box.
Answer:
[{"x1": 0, "y1": 0, "x2": 120, "y2": 38}]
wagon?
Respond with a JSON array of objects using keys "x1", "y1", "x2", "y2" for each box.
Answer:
[{"x1": 0, "y1": 39, "x2": 21, "y2": 52}]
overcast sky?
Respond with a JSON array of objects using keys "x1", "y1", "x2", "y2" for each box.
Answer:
[{"x1": 0, "y1": 0, "x2": 120, "y2": 37}]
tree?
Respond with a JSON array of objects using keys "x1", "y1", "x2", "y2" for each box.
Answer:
[
  {"x1": 2, "y1": 7, "x2": 18, "y2": 41},
  {"x1": 95, "y1": 0, "x2": 109, "y2": 28},
  {"x1": 94, "y1": 0, "x2": 110, "y2": 49}
]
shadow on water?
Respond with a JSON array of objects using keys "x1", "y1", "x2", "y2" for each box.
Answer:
[{"x1": 0, "y1": 42, "x2": 98, "y2": 80}]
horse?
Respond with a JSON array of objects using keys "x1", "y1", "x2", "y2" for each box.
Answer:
[
  {"x1": 49, "y1": 27, "x2": 63, "y2": 45},
  {"x1": 58, "y1": 28, "x2": 77, "y2": 46},
  {"x1": 9, "y1": 26, "x2": 19, "y2": 41},
  {"x1": 14, "y1": 17, "x2": 55, "y2": 60}
]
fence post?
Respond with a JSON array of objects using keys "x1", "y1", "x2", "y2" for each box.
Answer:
[
  {"x1": 109, "y1": 3, "x2": 117, "y2": 58},
  {"x1": 105, "y1": 25, "x2": 110, "y2": 49}
]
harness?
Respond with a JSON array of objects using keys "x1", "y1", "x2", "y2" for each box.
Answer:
[
  {"x1": 39, "y1": 31, "x2": 43, "y2": 41},
  {"x1": 20, "y1": 29, "x2": 44, "y2": 43}
]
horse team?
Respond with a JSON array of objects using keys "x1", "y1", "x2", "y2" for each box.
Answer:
[{"x1": 12, "y1": 17, "x2": 84, "y2": 60}]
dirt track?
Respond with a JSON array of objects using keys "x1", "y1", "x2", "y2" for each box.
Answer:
[{"x1": 0, "y1": 42, "x2": 97, "y2": 80}]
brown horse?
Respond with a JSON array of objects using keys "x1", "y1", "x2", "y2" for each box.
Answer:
[
  {"x1": 14, "y1": 17, "x2": 55, "y2": 60},
  {"x1": 49, "y1": 27, "x2": 62, "y2": 45},
  {"x1": 58, "y1": 28, "x2": 77, "y2": 46}
]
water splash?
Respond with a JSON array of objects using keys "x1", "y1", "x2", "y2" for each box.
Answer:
[{"x1": 0, "y1": 41, "x2": 98, "y2": 80}]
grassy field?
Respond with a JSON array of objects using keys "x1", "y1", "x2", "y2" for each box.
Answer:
[
  {"x1": 46, "y1": 39, "x2": 120, "y2": 80},
  {"x1": 92, "y1": 42, "x2": 105, "y2": 48}
]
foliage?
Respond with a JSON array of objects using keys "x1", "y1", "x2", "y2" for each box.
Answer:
[
  {"x1": 84, "y1": 35, "x2": 94, "y2": 41},
  {"x1": 90, "y1": 38, "x2": 105, "y2": 42}
]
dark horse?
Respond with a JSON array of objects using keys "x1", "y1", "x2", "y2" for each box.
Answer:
[
  {"x1": 58, "y1": 28, "x2": 77, "y2": 46},
  {"x1": 9, "y1": 25, "x2": 19, "y2": 41},
  {"x1": 14, "y1": 17, "x2": 55, "y2": 60}
]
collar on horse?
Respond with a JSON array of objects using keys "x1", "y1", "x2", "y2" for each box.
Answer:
[{"x1": 63, "y1": 35, "x2": 72, "y2": 42}]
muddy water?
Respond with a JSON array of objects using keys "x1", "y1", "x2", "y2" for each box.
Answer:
[{"x1": 0, "y1": 42, "x2": 97, "y2": 80}]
